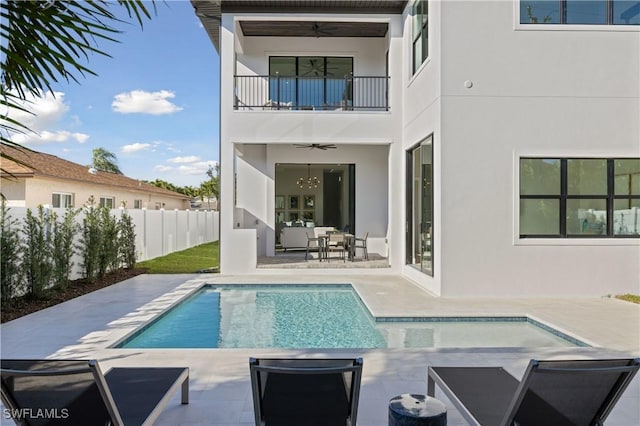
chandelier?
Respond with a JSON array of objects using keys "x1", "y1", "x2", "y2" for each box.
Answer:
[{"x1": 297, "y1": 164, "x2": 320, "y2": 189}]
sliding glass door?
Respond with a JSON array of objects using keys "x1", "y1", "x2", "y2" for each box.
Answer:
[
  {"x1": 269, "y1": 57, "x2": 353, "y2": 109},
  {"x1": 406, "y1": 136, "x2": 433, "y2": 275},
  {"x1": 274, "y1": 163, "x2": 355, "y2": 248}
]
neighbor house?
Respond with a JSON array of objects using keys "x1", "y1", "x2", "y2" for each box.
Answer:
[
  {"x1": 192, "y1": 0, "x2": 639, "y2": 296},
  {"x1": 1, "y1": 144, "x2": 191, "y2": 210}
]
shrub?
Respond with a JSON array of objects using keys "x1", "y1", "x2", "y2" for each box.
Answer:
[
  {"x1": 78, "y1": 197, "x2": 135, "y2": 281},
  {"x1": 98, "y1": 206, "x2": 119, "y2": 277},
  {"x1": 78, "y1": 196, "x2": 102, "y2": 282},
  {"x1": 22, "y1": 205, "x2": 53, "y2": 298},
  {"x1": 118, "y1": 208, "x2": 137, "y2": 269},
  {"x1": 1, "y1": 200, "x2": 24, "y2": 309},
  {"x1": 51, "y1": 207, "x2": 79, "y2": 289}
]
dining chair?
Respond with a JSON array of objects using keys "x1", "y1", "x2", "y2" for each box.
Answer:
[
  {"x1": 354, "y1": 232, "x2": 369, "y2": 260},
  {"x1": 327, "y1": 232, "x2": 347, "y2": 262}
]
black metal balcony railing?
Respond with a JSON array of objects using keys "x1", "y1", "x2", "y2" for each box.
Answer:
[{"x1": 234, "y1": 75, "x2": 389, "y2": 111}]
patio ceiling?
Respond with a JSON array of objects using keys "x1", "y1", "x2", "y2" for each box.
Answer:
[
  {"x1": 239, "y1": 21, "x2": 389, "y2": 38},
  {"x1": 191, "y1": 0, "x2": 408, "y2": 49}
]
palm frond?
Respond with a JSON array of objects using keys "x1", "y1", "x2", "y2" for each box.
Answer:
[
  {"x1": 0, "y1": 90, "x2": 34, "y2": 133},
  {"x1": 119, "y1": 1, "x2": 154, "y2": 27},
  {"x1": 0, "y1": 0, "x2": 155, "y2": 168},
  {"x1": 2, "y1": 1, "x2": 117, "y2": 96}
]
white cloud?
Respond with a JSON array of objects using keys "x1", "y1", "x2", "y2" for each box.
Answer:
[
  {"x1": 111, "y1": 90, "x2": 183, "y2": 115},
  {"x1": 168, "y1": 155, "x2": 200, "y2": 164},
  {"x1": 177, "y1": 165, "x2": 208, "y2": 175},
  {"x1": 2, "y1": 89, "x2": 89, "y2": 146},
  {"x1": 121, "y1": 143, "x2": 152, "y2": 153},
  {"x1": 74, "y1": 133, "x2": 90, "y2": 144},
  {"x1": 152, "y1": 142, "x2": 180, "y2": 153},
  {"x1": 197, "y1": 160, "x2": 218, "y2": 168},
  {"x1": 153, "y1": 165, "x2": 174, "y2": 173},
  {"x1": 4, "y1": 89, "x2": 66, "y2": 131},
  {"x1": 151, "y1": 158, "x2": 217, "y2": 181},
  {"x1": 177, "y1": 160, "x2": 218, "y2": 176},
  {"x1": 12, "y1": 130, "x2": 89, "y2": 146}
]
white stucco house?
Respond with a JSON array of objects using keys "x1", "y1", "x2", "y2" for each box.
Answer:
[
  {"x1": 192, "y1": 0, "x2": 639, "y2": 297},
  {"x1": 1, "y1": 144, "x2": 191, "y2": 210}
]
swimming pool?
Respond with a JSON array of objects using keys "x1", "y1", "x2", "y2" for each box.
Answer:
[{"x1": 117, "y1": 285, "x2": 587, "y2": 349}]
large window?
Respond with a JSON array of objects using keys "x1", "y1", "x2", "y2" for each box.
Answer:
[
  {"x1": 407, "y1": 136, "x2": 434, "y2": 275},
  {"x1": 412, "y1": 0, "x2": 429, "y2": 74},
  {"x1": 520, "y1": 1, "x2": 640, "y2": 25},
  {"x1": 52, "y1": 192, "x2": 73, "y2": 208},
  {"x1": 273, "y1": 163, "x2": 355, "y2": 248},
  {"x1": 269, "y1": 56, "x2": 353, "y2": 109},
  {"x1": 519, "y1": 158, "x2": 640, "y2": 238}
]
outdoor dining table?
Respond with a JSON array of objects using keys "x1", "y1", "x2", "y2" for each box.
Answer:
[{"x1": 318, "y1": 233, "x2": 355, "y2": 261}]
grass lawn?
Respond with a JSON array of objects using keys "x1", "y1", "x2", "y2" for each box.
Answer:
[{"x1": 137, "y1": 241, "x2": 219, "y2": 273}]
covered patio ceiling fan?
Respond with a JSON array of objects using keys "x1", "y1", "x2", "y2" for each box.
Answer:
[{"x1": 294, "y1": 143, "x2": 337, "y2": 150}]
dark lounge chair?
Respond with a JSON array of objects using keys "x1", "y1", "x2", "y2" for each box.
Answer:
[
  {"x1": 249, "y1": 357, "x2": 363, "y2": 426},
  {"x1": 1, "y1": 359, "x2": 189, "y2": 426},
  {"x1": 427, "y1": 358, "x2": 640, "y2": 426}
]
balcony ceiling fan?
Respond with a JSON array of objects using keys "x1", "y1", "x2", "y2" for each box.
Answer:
[
  {"x1": 294, "y1": 143, "x2": 337, "y2": 150},
  {"x1": 311, "y1": 22, "x2": 335, "y2": 37}
]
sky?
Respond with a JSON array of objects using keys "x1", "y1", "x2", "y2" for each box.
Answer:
[{"x1": 5, "y1": 0, "x2": 220, "y2": 188}]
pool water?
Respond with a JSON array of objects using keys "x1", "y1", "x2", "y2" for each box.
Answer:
[{"x1": 118, "y1": 285, "x2": 585, "y2": 349}]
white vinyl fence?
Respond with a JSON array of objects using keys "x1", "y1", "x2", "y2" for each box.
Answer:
[{"x1": 4, "y1": 207, "x2": 219, "y2": 279}]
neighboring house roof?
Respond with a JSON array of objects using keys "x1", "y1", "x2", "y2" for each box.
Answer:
[{"x1": 0, "y1": 144, "x2": 189, "y2": 200}]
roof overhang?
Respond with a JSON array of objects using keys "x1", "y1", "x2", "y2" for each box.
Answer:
[
  {"x1": 220, "y1": 1, "x2": 408, "y2": 14},
  {"x1": 191, "y1": 0, "x2": 408, "y2": 50},
  {"x1": 192, "y1": 0, "x2": 222, "y2": 50}
]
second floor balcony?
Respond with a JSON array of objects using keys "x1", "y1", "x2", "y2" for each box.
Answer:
[{"x1": 234, "y1": 74, "x2": 389, "y2": 112}]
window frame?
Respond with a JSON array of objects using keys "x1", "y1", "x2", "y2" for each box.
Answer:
[
  {"x1": 518, "y1": 0, "x2": 640, "y2": 26},
  {"x1": 99, "y1": 196, "x2": 116, "y2": 209},
  {"x1": 268, "y1": 56, "x2": 354, "y2": 108},
  {"x1": 52, "y1": 192, "x2": 74, "y2": 208},
  {"x1": 519, "y1": 157, "x2": 640, "y2": 239},
  {"x1": 134, "y1": 199, "x2": 143, "y2": 209},
  {"x1": 406, "y1": 134, "x2": 434, "y2": 276},
  {"x1": 412, "y1": 0, "x2": 429, "y2": 75}
]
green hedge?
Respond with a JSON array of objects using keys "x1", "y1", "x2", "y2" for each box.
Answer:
[{"x1": 0, "y1": 198, "x2": 136, "y2": 309}]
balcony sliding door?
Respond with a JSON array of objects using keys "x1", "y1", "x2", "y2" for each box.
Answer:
[{"x1": 269, "y1": 56, "x2": 353, "y2": 109}]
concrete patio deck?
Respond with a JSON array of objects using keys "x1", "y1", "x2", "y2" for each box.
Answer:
[
  {"x1": 258, "y1": 250, "x2": 390, "y2": 268},
  {"x1": 1, "y1": 273, "x2": 638, "y2": 425}
]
